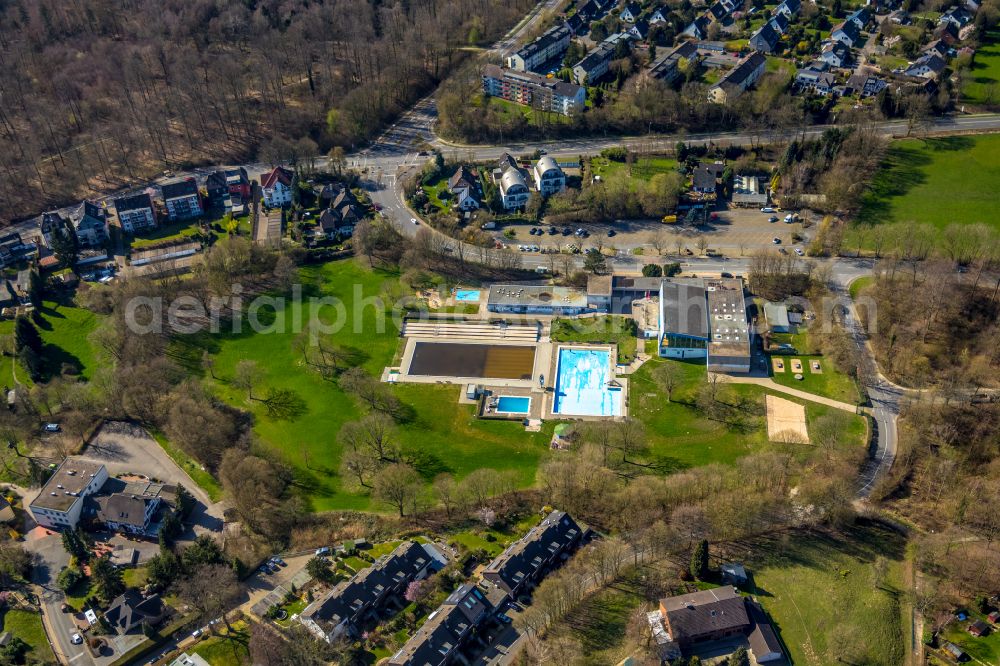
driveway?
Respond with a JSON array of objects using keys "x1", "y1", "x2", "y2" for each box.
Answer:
[{"x1": 73, "y1": 422, "x2": 225, "y2": 536}]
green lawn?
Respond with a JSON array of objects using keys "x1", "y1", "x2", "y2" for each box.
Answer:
[
  {"x1": 749, "y1": 524, "x2": 907, "y2": 666},
  {"x1": 123, "y1": 566, "x2": 148, "y2": 588},
  {"x1": 35, "y1": 299, "x2": 102, "y2": 380},
  {"x1": 151, "y1": 431, "x2": 223, "y2": 501},
  {"x1": 854, "y1": 136, "x2": 1000, "y2": 239},
  {"x1": 130, "y1": 219, "x2": 203, "y2": 249},
  {"x1": 770, "y1": 354, "x2": 860, "y2": 404},
  {"x1": 849, "y1": 276, "x2": 873, "y2": 300},
  {"x1": 0, "y1": 608, "x2": 56, "y2": 663},
  {"x1": 589, "y1": 156, "x2": 678, "y2": 187},
  {"x1": 192, "y1": 622, "x2": 251, "y2": 666},
  {"x1": 960, "y1": 30, "x2": 1000, "y2": 106},
  {"x1": 183, "y1": 260, "x2": 553, "y2": 512},
  {"x1": 551, "y1": 315, "x2": 638, "y2": 364},
  {"x1": 420, "y1": 173, "x2": 452, "y2": 212}
]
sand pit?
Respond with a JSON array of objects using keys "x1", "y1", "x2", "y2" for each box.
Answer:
[
  {"x1": 766, "y1": 394, "x2": 809, "y2": 443},
  {"x1": 810, "y1": 360, "x2": 822, "y2": 373},
  {"x1": 772, "y1": 358, "x2": 786, "y2": 373}
]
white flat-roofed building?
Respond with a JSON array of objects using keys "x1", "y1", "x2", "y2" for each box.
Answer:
[
  {"x1": 29, "y1": 458, "x2": 109, "y2": 530},
  {"x1": 487, "y1": 284, "x2": 591, "y2": 315}
]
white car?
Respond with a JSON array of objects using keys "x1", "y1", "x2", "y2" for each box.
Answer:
[
  {"x1": 44, "y1": 423, "x2": 61, "y2": 432},
  {"x1": 761, "y1": 207, "x2": 775, "y2": 213},
  {"x1": 772, "y1": 238, "x2": 781, "y2": 244},
  {"x1": 794, "y1": 247, "x2": 804, "y2": 256},
  {"x1": 410, "y1": 218, "x2": 418, "y2": 225},
  {"x1": 71, "y1": 633, "x2": 83, "y2": 645}
]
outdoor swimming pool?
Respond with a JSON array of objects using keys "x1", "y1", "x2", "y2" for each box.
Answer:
[
  {"x1": 553, "y1": 347, "x2": 622, "y2": 417},
  {"x1": 496, "y1": 396, "x2": 531, "y2": 414},
  {"x1": 455, "y1": 289, "x2": 481, "y2": 302}
]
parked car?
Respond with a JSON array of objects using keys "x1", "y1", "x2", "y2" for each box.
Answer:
[
  {"x1": 721, "y1": 272, "x2": 734, "y2": 278},
  {"x1": 315, "y1": 547, "x2": 331, "y2": 556},
  {"x1": 71, "y1": 634, "x2": 83, "y2": 645},
  {"x1": 761, "y1": 207, "x2": 775, "y2": 213},
  {"x1": 794, "y1": 247, "x2": 804, "y2": 256},
  {"x1": 607, "y1": 229, "x2": 616, "y2": 237},
  {"x1": 410, "y1": 218, "x2": 418, "y2": 225},
  {"x1": 768, "y1": 216, "x2": 779, "y2": 223},
  {"x1": 772, "y1": 237, "x2": 781, "y2": 244},
  {"x1": 271, "y1": 556, "x2": 286, "y2": 566},
  {"x1": 44, "y1": 423, "x2": 61, "y2": 432},
  {"x1": 548, "y1": 226, "x2": 557, "y2": 234}
]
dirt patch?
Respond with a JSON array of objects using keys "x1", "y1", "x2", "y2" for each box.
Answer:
[
  {"x1": 772, "y1": 357, "x2": 786, "y2": 373},
  {"x1": 766, "y1": 394, "x2": 809, "y2": 444}
]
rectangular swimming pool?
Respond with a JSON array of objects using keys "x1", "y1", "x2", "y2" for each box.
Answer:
[
  {"x1": 553, "y1": 347, "x2": 622, "y2": 417},
  {"x1": 496, "y1": 396, "x2": 531, "y2": 414},
  {"x1": 455, "y1": 289, "x2": 481, "y2": 302}
]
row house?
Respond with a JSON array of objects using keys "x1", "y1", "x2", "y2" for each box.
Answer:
[
  {"x1": 648, "y1": 41, "x2": 700, "y2": 84},
  {"x1": 506, "y1": 22, "x2": 572, "y2": 72},
  {"x1": 387, "y1": 584, "x2": 498, "y2": 666},
  {"x1": 571, "y1": 37, "x2": 620, "y2": 85},
  {"x1": 161, "y1": 177, "x2": 203, "y2": 221},
  {"x1": 114, "y1": 192, "x2": 158, "y2": 234},
  {"x1": 482, "y1": 510, "x2": 583, "y2": 598}
]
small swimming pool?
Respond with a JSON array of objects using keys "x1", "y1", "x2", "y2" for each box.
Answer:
[
  {"x1": 553, "y1": 348, "x2": 622, "y2": 417},
  {"x1": 455, "y1": 289, "x2": 481, "y2": 302},
  {"x1": 496, "y1": 396, "x2": 531, "y2": 414}
]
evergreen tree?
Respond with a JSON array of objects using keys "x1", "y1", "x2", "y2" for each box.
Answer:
[
  {"x1": 14, "y1": 316, "x2": 42, "y2": 354},
  {"x1": 90, "y1": 556, "x2": 125, "y2": 603},
  {"x1": 50, "y1": 226, "x2": 80, "y2": 270},
  {"x1": 27, "y1": 268, "x2": 44, "y2": 305},
  {"x1": 690, "y1": 539, "x2": 709, "y2": 580},
  {"x1": 728, "y1": 647, "x2": 750, "y2": 666}
]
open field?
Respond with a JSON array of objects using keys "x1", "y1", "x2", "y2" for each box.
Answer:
[
  {"x1": 589, "y1": 155, "x2": 678, "y2": 187},
  {"x1": 0, "y1": 608, "x2": 56, "y2": 663},
  {"x1": 35, "y1": 298, "x2": 102, "y2": 380},
  {"x1": 183, "y1": 261, "x2": 552, "y2": 511},
  {"x1": 854, "y1": 136, "x2": 1000, "y2": 238},
  {"x1": 748, "y1": 524, "x2": 907, "y2": 666},
  {"x1": 960, "y1": 30, "x2": 1000, "y2": 106},
  {"x1": 192, "y1": 621, "x2": 252, "y2": 666}
]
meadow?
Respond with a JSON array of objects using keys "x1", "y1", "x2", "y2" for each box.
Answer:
[
  {"x1": 853, "y1": 135, "x2": 1000, "y2": 238},
  {"x1": 960, "y1": 30, "x2": 1000, "y2": 106},
  {"x1": 770, "y1": 354, "x2": 861, "y2": 404},
  {"x1": 0, "y1": 608, "x2": 56, "y2": 663},
  {"x1": 749, "y1": 524, "x2": 908, "y2": 666}
]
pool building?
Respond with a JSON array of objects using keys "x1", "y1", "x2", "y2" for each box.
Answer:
[{"x1": 657, "y1": 277, "x2": 751, "y2": 373}]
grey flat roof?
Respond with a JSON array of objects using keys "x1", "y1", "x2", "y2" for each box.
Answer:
[
  {"x1": 31, "y1": 458, "x2": 105, "y2": 512},
  {"x1": 661, "y1": 280, "x2": 709, "y2": 339},
  {"x1": 706, "y1": 278, "x2": 750, "y2": 359},
  {"x1": 488, "y1": 284, "x2": 588, "y2": 308}
]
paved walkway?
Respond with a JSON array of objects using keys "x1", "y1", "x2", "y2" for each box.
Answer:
[{"x1": 710, "y1": 373, "x2": 857, "y2": 412}]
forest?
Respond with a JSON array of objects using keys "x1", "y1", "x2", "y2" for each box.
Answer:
[{"x1": 0, "y1": 0, "x2": 535, "y2": 222}]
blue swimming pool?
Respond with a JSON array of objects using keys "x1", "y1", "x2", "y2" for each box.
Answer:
[
  {"x1": 496, "y1": 396, "x2": 531, "y2": 414},
  {"x1": 553, "y1": 348, "x2": 622, "y2": 417},
  {"x1": 455, "y1": 289, "x2": 481, "y2": 302}
]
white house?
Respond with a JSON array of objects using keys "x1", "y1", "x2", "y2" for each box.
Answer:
[
  {"x1": 447, "y1": 166, "x2": 481, "y2": 211},
  {"x1": 29, "y1": 458, "x2": 109, "y2": 530},
  {"x1": 532, "y1": 156, "x2": 567, "y2": 196},
  {"x1": 261, "y1": 166, "x2": 294, "y2": 207}
]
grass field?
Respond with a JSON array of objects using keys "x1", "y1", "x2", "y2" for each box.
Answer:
[
  {"x1": 192, "y1": 621, "x2": 251, "y2": 666},
  {"x1": 960, "y1": 30, "x2": 1000, "y2": 106},
  {"x1": 151, "y1": 431, "x2": 223, "y2": 501},
  {"x1": 589, "y1": 156, "x2": 678, "y2": 187},
  {"x1": 187, "y1": 261, "x2": 552, "y2": 511},
  {"x1": 940, "y1": 610, "x2": 1000, "y2": 664},
  {"x1": 770, "y1": 354, "x2": 860, "y2": 404},
  {"x1": 0, "y1": 608, "x2": 56, "y2": 663},
  {"x1": 749, "y1": 524, "x2": 907, "y2": 666},
  {"x1": 551, "y1": 315, "x2": 638, "y2": 364},
  {"x1": 35, "y1": 299, "x2": 102, "y2": 380},
  {"x1": 854, "y1": 136, "x2": 1000, "y2": 237}
]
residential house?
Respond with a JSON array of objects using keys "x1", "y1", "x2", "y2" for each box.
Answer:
[
  {"x1": 95, "y1": 493, "x2": 162, "y2": 536},
  {"x1": 682, "y1": 15, "x2": 711, "y2": 40},
  {"x1": 104, "y1": 590, "x2": 166, "y2": 635},
  {"x1": 482, "y1": 65, "x2": 586, "y2": 116},
  {"x1": 708, "y1": 52, "x2": 767, "y2": 103},
  {"x1": 905, "y1": 53, "x2": 947, "y2": 78},
  {"x1": 0, "y1": 233, "x2": 35, "y2": 270},
  {"x1": 924, "y1": 39, "x2": 949, "y2": 58},
  {"x1": 71, "y1": 201, "x2": 110, "y2": 247},
  {"x1": 506, "y1": 23, "x2": 571, "y2": 71},
  {"x1": 860, "y1": 75, "x2": 888, "y2": 96},
  {"x1": 819, "y1": 40, "x2": 852, "y2": 67},
  {"x1": 497, "y1": 158, "x2": 531, "y2": 210},
  {"x1": 206, "y1": 168, "x2": 251, "y2": 209},
  {"x1": 650, "y1": 6, "x2": 669, "y2": 24},
  {"x1": 933, "y1": 21, "x2": 960, "y2": 45},
  {"x1": 627, "y1": 18, "x2": 650, "y2": 40},
  {"x1": 261, "y1": 166, "x2": 294, "y2": 207},
  {"x1": 768, "y1": 11, "x2": 790, "y2": 34},
  {"x1": 968, "y1": 620, "x2": 990, "y2": 637},
  {"x1": 750, "y1": 23, "x2": 781, "y2": 53},
  {"x1": 387, "y1": 584, "x2": 496, "y2": 666},
  {"x1": 846, "y1": 6, "x2": 872, "y2": 30},
  {"x1": 40, "y1": 212, "x2": 71, "y2": 249},
  {"x1": 620, "y1": 2, "x2": 641, "y2": 22},
  {"x1": 831, "y1": 20, "x2": 861, "y2": 46},
  {"x1": 327, "y1": 185, "x2": 363, "y2": 231},
  {"x1": 482, "y1": 510, "x2": 583, "y2": 598},
  {"x1": 940, "y1": 5, "x2": 974, "y2": 28},
  {"x1": 316, "y1": 208, "x2": 355, "y2": 241},
  {"x1": 532, "y1": 156, "x2": 566, "y2": 196},
  {"x1": 775, "y1": 0, "x2": 801, "y2": 17},
  {"x1": 161, "y1": 178, "x2": 203, "y2": 221},
  {"x1": 795, "y1": 67, "x2": 837, "y2": 94},
  {"x1": 708, "y1": 1, "x2": 729, "y2": 21},
  {"x1": 299, "y1": 541, "x2": 444, "y2": 641},
  {"x1": 28, "y1": 458, "x2": 109, "y2": 530},
  {"x1": 567, "y1": 12, "x2": 587, "y2": 35},
  {"x1": 447, "y1": 166, "x2": 482, "y2": 211},
  {"x1": 572, "y1": 38, "x2": 619, "y2": 85},
  {"x1": 205, "y1": 171, "x2": 229, "y2": 206},
  {"x1": 648, "y1": 41, "x2": 700, "y2": 83},
  {"x1": 691, "y1": 161, "x2": 724, "y2": 193},
  {"x1": 114, "y1": 193, "x2": 157, "y2": 234}
]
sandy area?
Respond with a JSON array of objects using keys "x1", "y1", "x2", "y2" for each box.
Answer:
[{"x1": 766, "y1": 394, "x2": 809, "y2": 444}]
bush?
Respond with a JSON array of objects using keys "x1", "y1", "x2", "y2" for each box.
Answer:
[
  {"x1": 57, "y1": 566, "x2": 84, "y2": 591},
  {"x1": 600, "y1": 147, "x2": 628, "y2": 162},
  {"x1": 642, "y1": 264, "x2": 663, "y2": 277},
  {"x1": 664, "y1": 262, "x2": 682, "y2": 277}
]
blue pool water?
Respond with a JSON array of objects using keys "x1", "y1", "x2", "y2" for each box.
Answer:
[
  {"x1": 496, "y1": 396, "x2": 531, "y2": 414},
  {"x1": 553, "y1": 348, "x2": 622, "y2": 417},
  {"x1": 455, "y1": 289, "x2": 481, "y2": 302}
]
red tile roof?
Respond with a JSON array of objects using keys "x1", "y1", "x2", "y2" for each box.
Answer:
[{"x1": 261, "y1": 166, "x2": 293, "y2": 189}]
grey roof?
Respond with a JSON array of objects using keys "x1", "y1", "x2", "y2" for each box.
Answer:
[
  {"x1": 661, "y1": 586, "x2": 750, "y2": 643},
  {"x1": 483, "y1": 510, "x2": 582, "y2": 595},
  {"x1": 387, "y1": 584, "x2": 494, "y2": 665},
  {"x1": 535, "y1": 155, "x2": 561, "y2": 176},
  {"x1": 833, "y1": 20, "x2": 861, "y2": 42},
  {"x1": 30, "y1": 458, "x2": 105, "y2": 512},
  {"x1": 750, "y1": 23, "x2": 780, "y2": 51},
  {"x1": 500, "y1": 168, "x2": 528, "y2": 194},
  {"x1": 661, "y1": 280, "x2": 709, "y2": 339},
  {"x1": 448, "y1": 165, "x2": 478, "y2": 191},
  {"x1": 161, "y1": 178, "x2": 199, "y2": 200},
  {"x1": 649, "y1": 41, "x2": 699, "y2": 80},
  {"x1": 514, "y1": 23, "x2": 571, "y2": 62},
  {"x1": 720, "y1": 52, "x2": 767, "y2": 88},
  {"x1": 96, "y1": 493, "x2": 156, "y2": 528},
  {"x1": 104, "y1": 590, "x2": 165, "y2": 634},
  {"x1": 114, "y1": 192, "x2": 154, "y2": 214}
]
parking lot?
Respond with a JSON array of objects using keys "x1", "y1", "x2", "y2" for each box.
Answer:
[{"x1": 496, "y1": 204, "x2": 814, "y2": 256}]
